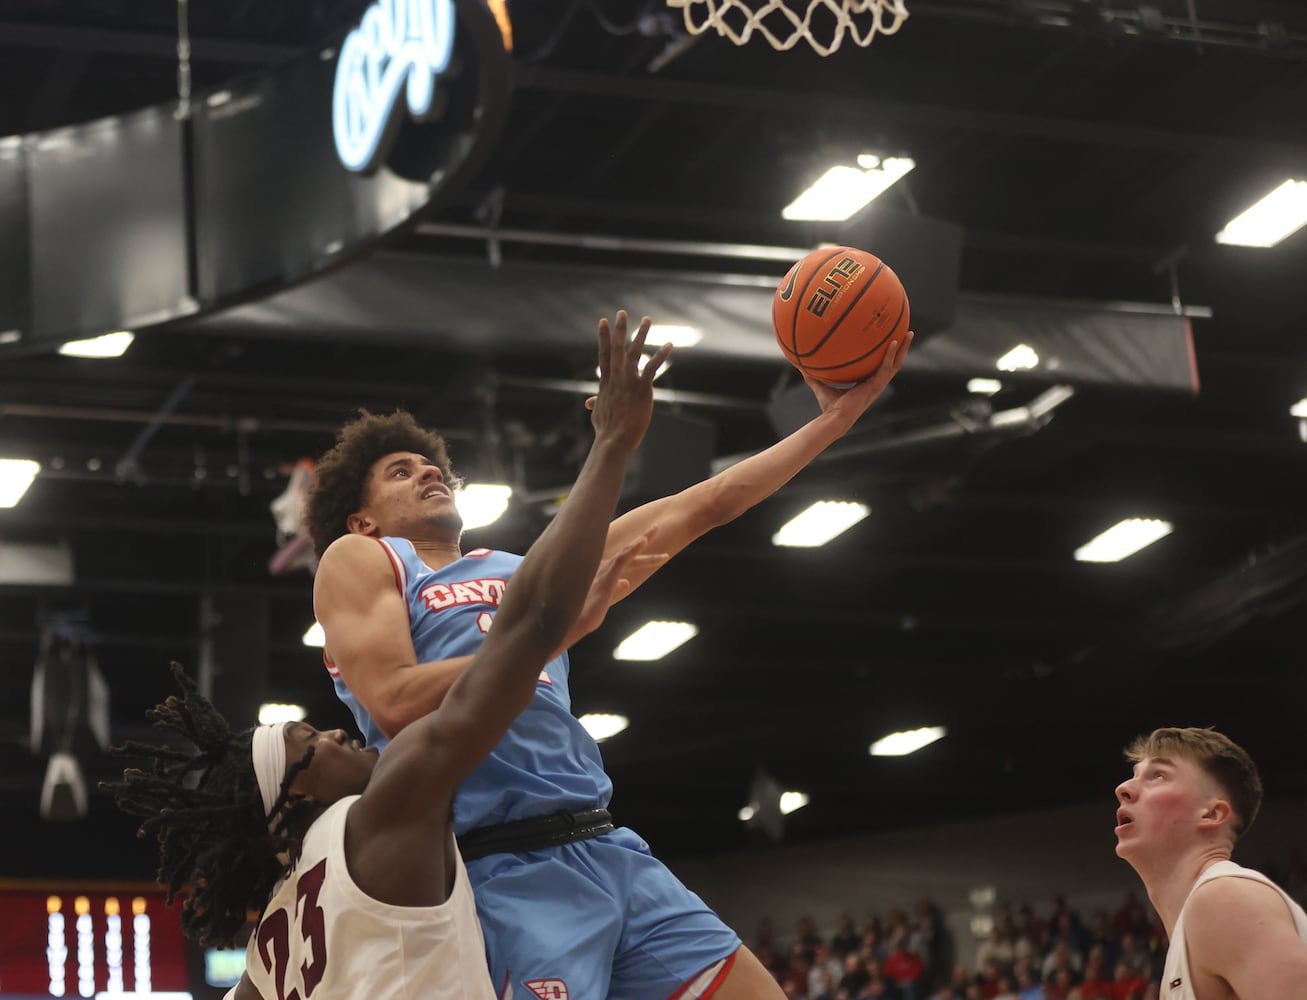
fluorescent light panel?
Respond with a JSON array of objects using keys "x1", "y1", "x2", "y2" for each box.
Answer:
[
  {"x1": 1215, "y1": 179, "x2": 1307, "y2": 248},
  {"x1": 302, "y1": 622, "x2": 326, "y2": 647},
  {"x1": 996, "y1": 344, "x2": 1039, "y2": 372},
  {"x1": 59, "y1": 331, "x2": 134, "y2": 358},
  {"x1": 1075, "y1": 518, "x2": 1173, "y2": 563},
  {"x1": 613, "y1": 620, "x2": 698, "y2": 661},
  {"x1": 779, "y1": 791, "x2": 810, "y2": 815},
  {"x1": 578, "y1": 713, "x2": 629, "y2": 741},
  {"x1": 0, "y1": 458, "x2": 40, "y2": 508},
  {"x1": 258, "y1": 703, "x2": 307, "y2": 725},
  {"x1": 870, "y1": 725, "x2": 947, "y2": 757},
  {"x1": 647, "y1": 324, "x2": 702, "y2": 348},
  {"x1": 782, "y1": 156, "x2": 915, "y2": 222},
  {"x1": 772, "y1": 501, "x2": 869, "y2": 548},
  {"x1": 457, "y1": 483, "x2": 512, "y2": 530},
  {"x1": 968, "y1": 378, "x2": 1003, "y2": 396}
]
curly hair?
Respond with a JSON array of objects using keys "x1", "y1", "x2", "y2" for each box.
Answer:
[
  {"x1": 305, "y1": 410, "x2": 459, "y2": 558},
  {"x1": 1125, "y1": 726, "x2": 1264, "y2": 840},
  {"x1": 102, "y1": 663, "x2": 318, "y2": 947}
]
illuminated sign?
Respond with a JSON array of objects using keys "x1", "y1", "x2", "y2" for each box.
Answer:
[{"x1": 332, "y1": 0, "x2": 457, "y2": 173}]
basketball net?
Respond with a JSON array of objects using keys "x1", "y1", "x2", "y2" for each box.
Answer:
[{"x1": 665, "y1": 0, "x2": 909, "y2": 56}]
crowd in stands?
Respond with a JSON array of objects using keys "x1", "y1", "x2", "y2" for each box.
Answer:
[{"x1": 748, "y1": 865, "x2": 1306, "y2": 1000}]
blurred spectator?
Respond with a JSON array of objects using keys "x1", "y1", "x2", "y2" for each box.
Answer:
[
  {"x1": 976, "y1": 928, "x2": 1016, "y2": 971},
  {"x1": 927, "y1": 985, "x2": 959, "y2": 1000},
  {"x1": 1013, "y1": 967, "x2": 1043, "y2": 1000},
  {"x1": 1109, "y1": 959, "x2": 1145, "y2": 1000},
  {"x1": 1048, "y1": 912, "x2": 1086, "y2": 957},
  {"x1": 1039, "y1": 940, "x2": 1083, "y2": 982},
  {"x1": 1110, "y1": 893, "x2": 1149, "y2": 939},
  {"x1": 976, "y1": 959, "x2": 1003, "y2": 999},
  {"x1": 883, "y1": 937, "x2": 925, "y2": 1000},
  {"x1": 841, "y1": 952, "x2": 872, "y2": 997},
  {"x1": 1084, "y1": 911, "x2": 1118, "y2": 967},
  {"x1": 992, "y1": 975, "x2": 1018, "y2": 1000},
  {"x1": 796, "y1": 915, "x2": 822, "y2": 959},
  {"x1": 811, "y1": 964, "x2": 839, "y2": 1000},
  {"x1": 1116, "y1": 933, "x2": 1150, "y2": 979},
  {"x1": 1043, "y1": 968, "x2": 1074, "y2": 1000},
  {"x1": 914, "y1": 898, "x2": 956, "y2": 994},
  {"x1": 832, "y1": 913, "x2": 862, "y2": 958},
  {"x1": 1078, "y1": 949, "x2": 1112, "y2": 1000}
]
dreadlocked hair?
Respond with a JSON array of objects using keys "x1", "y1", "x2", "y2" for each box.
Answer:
[
  {"x1": 305, "y1": 409, "x2": 460, "y2": 559},
  {"x1": 101, "y1": 662, "x2": 319, "y2": 947}
]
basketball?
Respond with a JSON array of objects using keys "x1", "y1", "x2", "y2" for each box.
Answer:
[{"x1": 772, "y1": 246, "x2": 910, "y2": 386}]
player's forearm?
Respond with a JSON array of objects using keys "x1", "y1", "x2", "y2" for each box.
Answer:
[{"x1": 684, "y1": 409, "x2": 850, "y2": 529}]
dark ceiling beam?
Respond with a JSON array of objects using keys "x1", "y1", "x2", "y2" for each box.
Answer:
[
  {"x1": 513, "y1": 66, "x2": 1307, "y2": 159},
  {"x1": 445, "y1": 190, "x2": 1172, "y2": 264},
  {"x1": 0, "y1": 21, "x2": 300, "y2": 64}
]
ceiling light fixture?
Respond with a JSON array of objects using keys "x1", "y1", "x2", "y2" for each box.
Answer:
[
  {"x1": 258, "y1": 703, "x2": 307, "y2": 725},
  {"x1": 1215, "y1": 179, "x2": 1307, "y2": 248},
  {"x1": 782, "y1": 156, "x2": 915, "y2": 222},
  {"x1": 456, "y1": 483, "x2": 512, "y2": 530},
  {"x1": 0, "y1": 458, "x2": 41, "y2": 508},
  {"x1": 578, "y1": 713, "x2": 629, "y2": 741},
  {"x1": 1074, "y1": 518, "x2": 1173, "y2": 563},
  {"x1": 967, "y1": 378, "x2": 1003, "y2": 395},
  {"x1": 58, "y1": 331, "x2": 135, "y2": 359},
  {"x1": 996, "y1": 344, "x2": 1039, "y2": 372},
  {"x1": 613, "y1": 621, "x2": 698, "y2": 661},
  {"x1": 772, "y1": 501, "x2": 870, "y2": 548},
  {"x1": 646, "y1": 325, "x2": 702, "y2": 348},
  {"x1": 870, "y1": 725, "x2": 947, "y2": 757}
]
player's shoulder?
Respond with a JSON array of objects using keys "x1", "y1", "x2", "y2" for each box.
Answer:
[
  {"x1": 320, "y1": 533, "x2": 393, "y2": 570},
  {"x1": 1187, "y1": 868, "x2": 1290, "y2": 934}
]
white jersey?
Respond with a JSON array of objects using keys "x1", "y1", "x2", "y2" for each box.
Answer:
[
  {"x1": 1163, "y1": 860, "x2": 1307, "y2": 1000},
  {"x1": 237, "y1": 796, "x2": 497, "y2": 1000}
]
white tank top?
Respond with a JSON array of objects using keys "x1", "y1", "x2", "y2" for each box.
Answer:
[
  {"x1": 239, "y1": 796, "x2": 497, "y2": 1000},
  {"x1": 1163, "y1": 860, "x2": 1307, "y2": 999}
]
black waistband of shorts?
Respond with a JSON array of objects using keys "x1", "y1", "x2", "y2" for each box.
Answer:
[{"x1": 457, "y1": 807, "x2": 614, "y2": 862}]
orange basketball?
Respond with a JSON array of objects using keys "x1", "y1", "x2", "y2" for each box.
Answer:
[{"x1": 772, "y1": 246, "x2": 910, "y2": 386}]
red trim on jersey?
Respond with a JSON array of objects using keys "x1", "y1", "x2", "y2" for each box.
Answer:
[
  {"x1": 667, "y1": 951, "x2": 736, "y2": 1000},
  {"x1": 374, "y1": 537, "x2": 411, "y2": 626},
  {"x1": 322, "y1": 650, "x2": 339, "y2": 678},
  {"x1": 466, "y1": 547, "x2": 494, "y2": 558}
]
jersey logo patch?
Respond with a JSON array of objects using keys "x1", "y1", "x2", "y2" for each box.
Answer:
[
  {"x1": 525, "y1": 980, "x2": 568, "y2": 1000},
  {"x1": 538, "y1": 668, "x2": 552, "y2": 685}
]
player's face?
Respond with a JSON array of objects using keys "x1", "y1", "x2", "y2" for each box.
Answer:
[
  {"x1": 284, "y1": 722, "x2": 379, "y2": 804},
  {"x1": 1113, "y1": 754, "x2": 1218, "y2": 860},
  {"x1": 351, "y1": 451, "x2": 461, "y2": 539}
]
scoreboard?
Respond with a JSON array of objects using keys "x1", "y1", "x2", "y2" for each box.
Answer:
[{"x1": 0, "y1": 886, "x2": 188, "y2": 998}]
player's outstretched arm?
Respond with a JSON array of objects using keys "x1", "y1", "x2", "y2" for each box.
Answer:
[
  {"x1": 587, "y1": 331, "x2": 914, "y2": 607},
  {"x1": 347, "y1": 312, "x2": 665, "y2": 855},
  {"x1": 1186, "y1": 877, "x2": 1307, "y2": 996}
]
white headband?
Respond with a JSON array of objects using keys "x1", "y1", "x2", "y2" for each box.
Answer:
[{"x1": 251, "y1": 722, "x2": 290, "y2": 828}]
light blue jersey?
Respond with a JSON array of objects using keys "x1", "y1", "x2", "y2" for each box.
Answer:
[
  {"x1": 326, "y1": 537, "x2": 612, "y2": 834},
  {"x1": 326, "y1": 535, "x2": 740, "y2": 998}
]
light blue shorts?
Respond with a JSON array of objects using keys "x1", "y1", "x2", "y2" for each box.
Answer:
[{"x1": 467, "y1": 826, "x2": 741, "y2": 1000}]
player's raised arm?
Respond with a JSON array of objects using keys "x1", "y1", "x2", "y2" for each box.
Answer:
[
  {"x1": 589, "y1": 330, "x2": 912, "y2": 606},
  {"x1": 352, "y1": 311, "x2": 667, "y2": 820}
]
